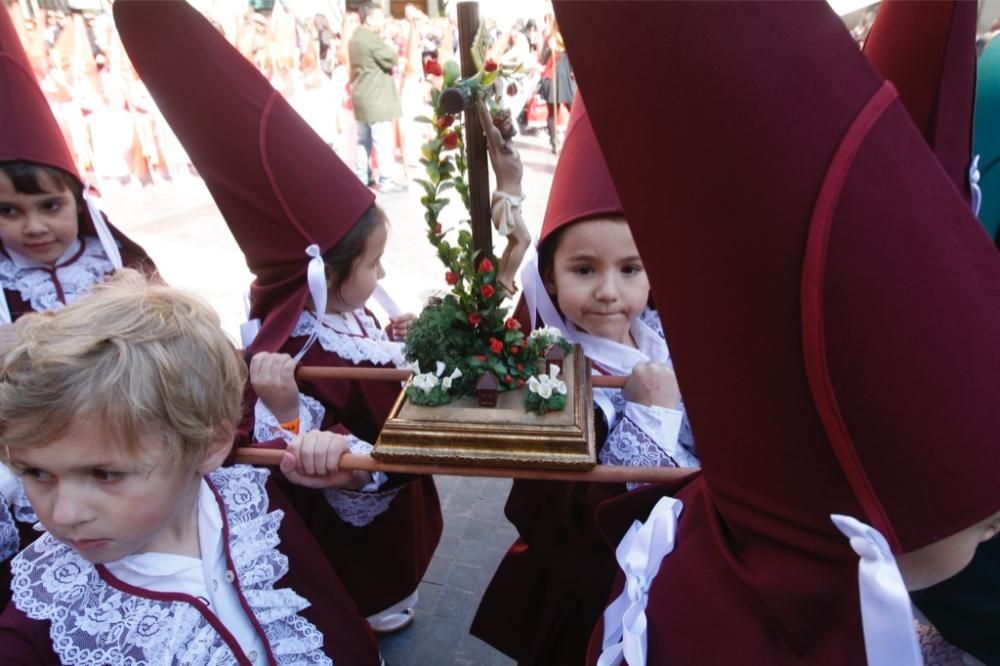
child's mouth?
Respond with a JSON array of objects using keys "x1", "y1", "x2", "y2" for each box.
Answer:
[{"x1": 68, "y1": 538, "x2": 111, "y2": 552}]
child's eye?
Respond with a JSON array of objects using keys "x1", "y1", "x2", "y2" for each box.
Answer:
[
  {"x1": 20, "y1": 468, "x2": 52, "y2": 482},
  {"x1": 0, "y1": 205, "x2": 17, "y2": 217},
  {"x1": 622, "y1": 264, "x2": 644, "y2": 275},
  {"x1": 571, "y1": 265, "x2": 593, "y2": 276},
  {"x1": 91, "y1": 469, "x2": 124, "y2": 482},
  {"x1": 41, "y1": 199, "x2": 63, "y2": 212}
]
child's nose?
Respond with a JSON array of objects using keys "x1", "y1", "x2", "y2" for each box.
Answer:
[
  {"x1": 23, "y1": 212, "x2": 49, "y2": 236},
  {"x1": 594, "y1": 274, "x2": 620, "y2": 301},
  {"x1": 377, "y1": 261, "x2": 386, "y2": 281},
  {"x1": 49, "y1": 486, "x2": 92, "y2": 528}
]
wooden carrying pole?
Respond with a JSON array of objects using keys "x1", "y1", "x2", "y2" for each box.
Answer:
[
  {"x1": 234, "y1": 447, "x2": 696, "y2": 484},
  {"x1": 296, "y1": 364, "x2": 628, "y2": 388},
  {"x1": 457, "y1": 1, "x2": 493, "y2": 258}
]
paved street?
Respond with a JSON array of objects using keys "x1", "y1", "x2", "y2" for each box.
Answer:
[{"x1": 103, "y1": 130, "x2": 559, "y2": 665}]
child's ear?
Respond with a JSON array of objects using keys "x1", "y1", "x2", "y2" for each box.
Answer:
[
  {"x1": 198, "y1": 421, "x2": 236, "y2": 476},
  {"x1": 324, "y1": 264, "x2": 335, "y2": 291}
]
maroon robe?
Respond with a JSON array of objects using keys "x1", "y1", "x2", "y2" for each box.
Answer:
[
  {"x1": 244, "y1": 323, "x2": 443, "y2": 618},
  {"x1": 0, "y1": 477, "x2": 380, "y2": 665}
]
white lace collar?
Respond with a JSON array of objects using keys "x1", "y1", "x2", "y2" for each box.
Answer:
[
  {"x1": 0, "y1": 235, "x2": 116, "y2": 314},
  {"x1": 10, "y1": 466, "x2": 332, "y2": 666},
  {"x1": 292, "y1": 309, "x2": 406, "y2": 367}
]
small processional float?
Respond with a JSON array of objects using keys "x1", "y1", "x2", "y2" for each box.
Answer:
[{"x1": 238, "y1": 2, "x2": 692, "y2": 485}]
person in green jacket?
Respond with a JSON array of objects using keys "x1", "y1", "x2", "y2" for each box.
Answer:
[{"x1": 349, "y1": 2, "x2": 407, "y2": 193}]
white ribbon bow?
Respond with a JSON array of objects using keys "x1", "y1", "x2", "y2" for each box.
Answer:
[
  {"x1": 830, "y1": 514, "x2": 923, "y2": 666},
  {"x1": 598, "y1": 496, "x2": 683, "y2": 666},
  {"x1": 294, "y1": 244, "x2": 328, "y2": 361}
]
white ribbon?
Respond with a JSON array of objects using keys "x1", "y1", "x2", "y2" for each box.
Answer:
[
  {"x1": 293, "y1": 244, "x2": 328, "y2": 361},
  {"x1": 598, "y1": 496, "x2": 683, "y2": 666},
  {"x1": 0, "y1": 293, "x2": 11, "y2": 325},
  {"x1": 519, "y1": 245, "x2": 575, "y2": 342},
  {"x1": 969, "y1": 154, "x2": 982, "y2": 218},
  {"x1": 490, "y1": 190, "x2": 524, "y2": 237},
  {"x1": 84, "y1": 189, "x2": 122, "y2": 270},
  {"x1": 830, "y1": 514, "x2": 923, "y2": 666}
]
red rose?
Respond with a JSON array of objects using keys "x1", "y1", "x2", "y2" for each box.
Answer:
[
  {"x1": 424, "y1": 59, "x2": 443, "y2": 77},
  {"x1": 516, "y1": 363, "x2": 525, "y2": 372},
  {"x1": 509, "y1": 345, "x2": 520, "y2": 355},
  {"x1": 504, "y1": 374, "x2": 513, "y2": 384},
  {"x1": 445, "y1": 271, "x2": 458, "y2": 285},
  {"x1": 517, "y1": 378, "x2": 526, "y2": 387},
  {"x1": 480, "y1": 284, "x2": 495, "y2": 299},
  {"x1": 437, "y1": 114, "x2": 454, "y2": 129},
  {"x1": 478, "y1": 258, "x2": 494, "y2": 273},
  {"x1": 443, "y1": 131, "x2": 459, "y2": 150},
  {"x1": 504, "y1": 318, "x2": 520, "y2": 331},
  {"x1": 490, "y1": 338, "x2": 504, "y2": 354},
  {"x1": 477, "y1": 354, "x2": 486, "y2": 362},
  {"x1": 468, "y1": 313, "x2": 483, "y2": 326},
  {"x1": 484, "y1": 59, "x2": 498, "y2": 72}
]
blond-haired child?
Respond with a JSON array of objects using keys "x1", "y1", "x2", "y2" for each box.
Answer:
[{"x1": 0, "y1": 274, "x2": 380, "y2": 665}]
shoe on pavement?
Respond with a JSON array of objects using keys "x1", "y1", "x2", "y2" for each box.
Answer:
[{"x1": 368, "y1": 608, "x2": 414, "y2": 634}]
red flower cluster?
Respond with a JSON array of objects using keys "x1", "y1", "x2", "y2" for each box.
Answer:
[
  {"x1": 509, "y1": 345, "x2": 520, "y2": 355},
  {"x1": 443, "y1": 131, "x2": 459, "y2": 150},
  {"x1": 468, "y1": 313, "x2": 483, "y2": 326},
  {"x1": 424, "y1": 59, "x2": 443, "y2": 77},
  {"x1": 480, "y1": 284, "x2": 495, "y2": 299},
  {"x1": 445, "y1": 271, "x2": 458, "y2": 285},
  {"x1": 484, "y1": 59, "x2": 498, "y2": 72},
  {"x1": 504, "y1": 318, "x2": 520, "y2": 331},
  {"x1": 490, "y1": 338, "x2": 504, "y2": 354},
  {"x1": 437, "y1": 114, "x2": 454, "y2": 129},
  {"x1": 478, "y1": 258, "x2": 494, "y2": 273}
]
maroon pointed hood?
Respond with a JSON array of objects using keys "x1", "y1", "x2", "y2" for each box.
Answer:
[
  {"x1": 114, "y1": 0, "x2": 375, "y2": 352},
  {"x1": 539, "y1": 94, "x2": 622, "y2": 245},
  {"x1": 0, "y1": 4, "x2": 147, "y2": 267},
  {"x1": 864, "y1": 0, "x2": 977, "y2": 201},
  {"x1": 556, "y1": 0, "x2": 1000, "y2": 662}
]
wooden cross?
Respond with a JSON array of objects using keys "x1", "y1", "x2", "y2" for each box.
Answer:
[{"x1": 455, "y1": 1, "x2": 494, "y2": 259}]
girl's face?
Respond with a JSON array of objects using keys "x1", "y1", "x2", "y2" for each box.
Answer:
[
  {"x1": 326, "y1": 220, "x2": 388, "y2": 314},
  {"x1": 8, "y1": 418, "x2": 218, "y2": 564},
  {"x1": 544, "y1": 218, "x2": 649, "y2": 347},
  {"x1": 0, "y1": 170, "x2": 80, "y2": 266}
]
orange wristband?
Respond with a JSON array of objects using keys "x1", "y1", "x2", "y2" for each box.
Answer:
[{"x1": 279, "y1": 417, "x2": 300, "y2": 435}]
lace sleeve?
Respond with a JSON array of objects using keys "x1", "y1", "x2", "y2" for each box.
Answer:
[
  {"x1": 599, "y1": 402, "x2": 698, "y2": 491},
  {"x1": 322, "y1": 436, "x2": 396, "y2": 527},
  {"x1": 253, "y1": 393, "x2": 326, "y2": 444},
  {"x1": 916, "y1": 621, "x2": 981, "y2": 666}
]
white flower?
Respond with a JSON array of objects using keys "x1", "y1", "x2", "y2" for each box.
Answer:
[
  {"x1": 536, "y1": 382, "x2": 552, "y2": 399},
  {"x1": 554, "y1": 380, "x2": 567, "y2": 395},
  {"x1": 435, "y1": 361, "x2": 446, "y2": 377},
  {"x1": 548, "y1": 364, "x2": 561, "y2": 379},
  {"x1": 527, "y1": 376, "x2": 541, "y2": 393},
  {"x1": 441, "y1": 368, "x2": 462, "y2": 391},
  {"x1": 529, "y1": 326, "x2": 564, "y2": 342},
  {"x1": 412, "y1": 372, "x2": 440, "y2": 394},
  {"x1": 408, "y1": 361, "x2": 422, "y2": 375}
]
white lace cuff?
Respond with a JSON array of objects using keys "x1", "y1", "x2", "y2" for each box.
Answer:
[
  {"x1": 624, "y1": 402, "x2": 686, "y2": 460},
  {"x1": 322, "y1": 436, "x2": 394, "y2": 526},
  {"x1": 253, "y1": 393, "x2": 326, "y2": 444}
]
